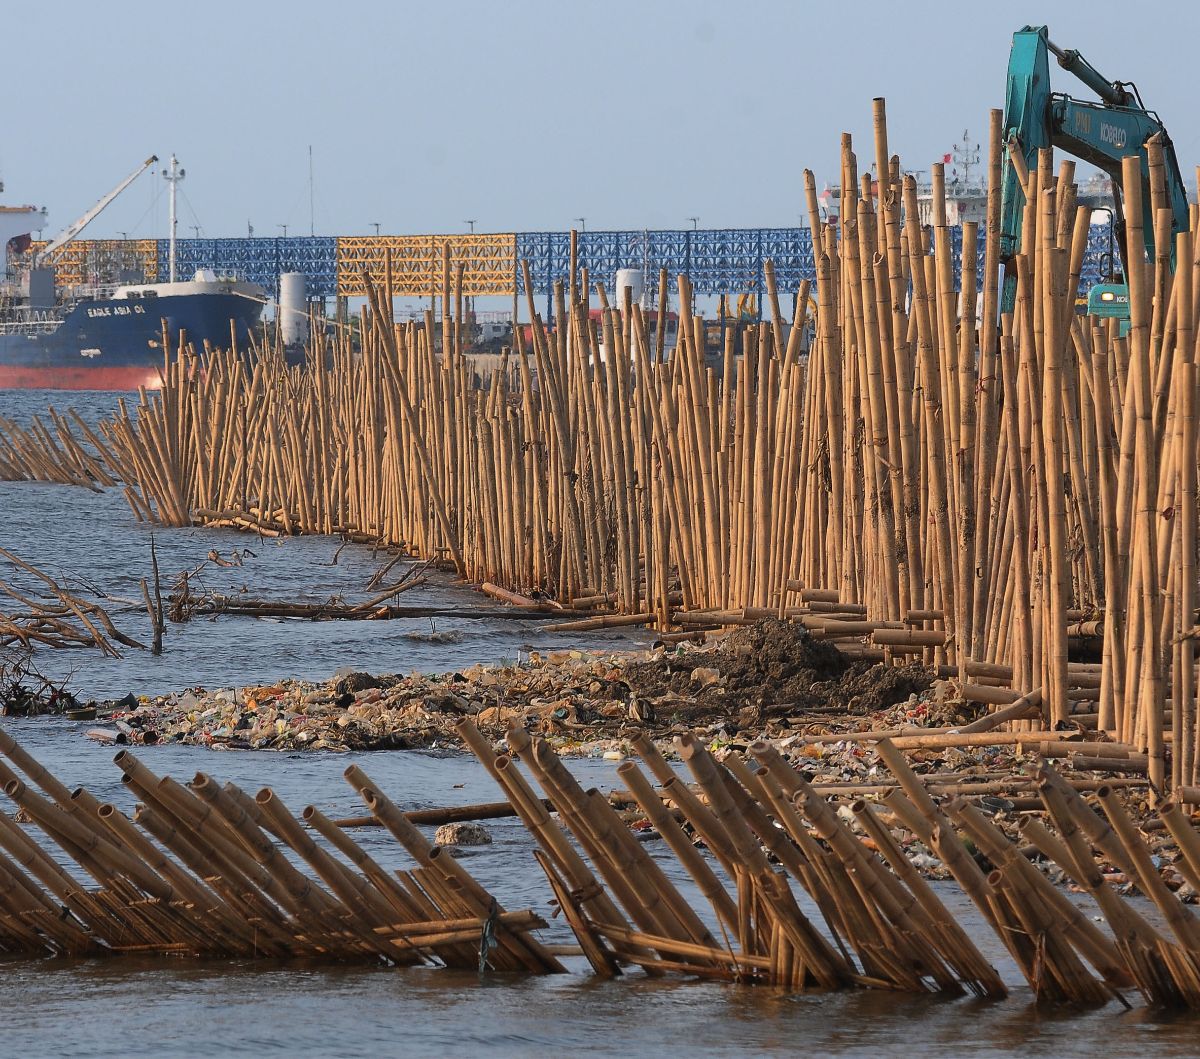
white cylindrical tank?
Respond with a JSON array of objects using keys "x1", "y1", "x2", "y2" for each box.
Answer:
[
  {"x1": 279, "y1": 272, "x2": 307, "y2": 346},
  {"x1": 614, "y1": 268, "x2": 644, "y2": 306}
]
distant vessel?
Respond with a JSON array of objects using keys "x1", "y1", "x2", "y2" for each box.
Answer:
[{"x1": 0, "y1": 155, "x2": 265, "y2": 390}]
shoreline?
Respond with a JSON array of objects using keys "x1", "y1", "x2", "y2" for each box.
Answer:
[{"x1": 20, "y1": 617, "x2": 1173, "y2": 900}]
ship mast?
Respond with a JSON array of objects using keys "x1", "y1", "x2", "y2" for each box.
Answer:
[
  {"x1": 162, "y1": 155, "x2": 186, "y2": 283},
  {"x1": 952, "y1": 130, "x2": 981, "y2": 188}
]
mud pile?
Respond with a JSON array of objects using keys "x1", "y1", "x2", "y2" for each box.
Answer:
[
  {"x1": 624, "y1": 620, "x2": 935, "y2": 720},
  {"x1": 85, "y1": 620, "x2": 941, "y2": 753}
]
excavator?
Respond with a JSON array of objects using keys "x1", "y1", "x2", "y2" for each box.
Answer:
[{"x1": 999, "y1": 25, "x2": 1188, "y2": 322}]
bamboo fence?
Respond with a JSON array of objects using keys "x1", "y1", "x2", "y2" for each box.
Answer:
[
  {"x1": 457, "y1": 716, "x2": 1200, "y2": 1008},
  {"x1": 0, "y1": 728, "x2": 561, "y2": 970},
  {"x1": 6, "y1": 722, "x2": 1200, "y2": 1009},
  {"x1": 4, "y1": 99, "x2": 1200, "y2": 792}
]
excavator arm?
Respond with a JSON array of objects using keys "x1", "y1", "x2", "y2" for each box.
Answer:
[{"x1": 999, "y1": 26, "x2": 1188, "y2": 302}]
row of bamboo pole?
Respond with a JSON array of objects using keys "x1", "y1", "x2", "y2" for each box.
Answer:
[
  {"x1": 5, "y1": 97, "x2": 1200, "y2": 792},
  {"x1": 0, "y1": 728, "x2": 559, "y2": 970},
  {"x1": 456, "y1": 716, "x2": 1200, "y2": 1007},
  {"x1": 6, "y1": 716, "x2": 1200, "y2": 1008}
]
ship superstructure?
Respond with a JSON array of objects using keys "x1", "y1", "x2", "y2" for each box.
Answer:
[{"x1": 815, "y1": 131, "x2": 1117, "y2": 229}]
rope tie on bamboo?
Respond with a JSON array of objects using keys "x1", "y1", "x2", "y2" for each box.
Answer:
[
  {"x1": 478, "y1": 896, "x2": 499, "y2": 975},
  {"x1": 569, "y1": 881, "x2": 606, "y2": 904}
]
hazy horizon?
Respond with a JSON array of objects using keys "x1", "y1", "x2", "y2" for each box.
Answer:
[{"x1": 6, "y1": 1, "x2": 1199, "y2": 241}]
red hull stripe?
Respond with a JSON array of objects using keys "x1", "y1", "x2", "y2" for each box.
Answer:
[{"x1": 0, "y1": 365, "x2": 163, "y2": 391}]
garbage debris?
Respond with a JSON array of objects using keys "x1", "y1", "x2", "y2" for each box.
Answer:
[
  {"x1": 90, "y1": 622, "x2": 940, "y2": 753},
  {"x1": 0, "y1": 647, "x2": 78, "y2": 716}
]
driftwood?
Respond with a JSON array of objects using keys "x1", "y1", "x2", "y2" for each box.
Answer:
[
  {"x1": 333, "y1": 797, "x2": 558, "y2": 829},
  {"x1": 165, "y1": 594, "x2": 591, "y2": 623},
  {"x1": 0, "y1": 547, "x2": 142, "y2": 655},
  {"x1": 166, "y1": 557, "x2": 593, "y2": 624},
  {"x1": 163, "y1": 549, "x2": 588, "y2": 624}
]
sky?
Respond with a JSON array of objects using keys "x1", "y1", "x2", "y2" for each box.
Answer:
[{"x1": 5, "y1": 0, "x2": 1200, "y2": 241}]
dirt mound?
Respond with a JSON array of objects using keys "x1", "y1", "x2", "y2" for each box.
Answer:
[
  {"x1": 821, "y1": 661, "x2": 935, "y2": 714},
  {"x1": 718, "y1": 620, "x2": 849, "y2": 701},
  {"x1": 619, "y1": 620, "x2": 934, "y2": 722},
  {"x1": 331, "y1": 672, "x2": 383, "y2": 697}
]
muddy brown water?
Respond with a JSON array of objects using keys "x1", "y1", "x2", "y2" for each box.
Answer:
[{"x1": 2, "y1": 391, "x2": 1200, "y2": 1056}]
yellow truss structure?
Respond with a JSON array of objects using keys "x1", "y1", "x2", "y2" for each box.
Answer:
[
  {"x1": 336, "y1": 234, "x2": 516, "y2": 298},
  {"x1": 25, "y1": 240, "x2": 159, "y2": 288}
]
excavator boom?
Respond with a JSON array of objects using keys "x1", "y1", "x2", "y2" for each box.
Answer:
[{"x1": 999, "y1": 25, "x2": 1187, "y2": 293}]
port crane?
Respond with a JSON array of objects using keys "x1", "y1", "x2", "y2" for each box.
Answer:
[
  {"x1": 999, "y1": 25, "x2": 1188, "y2": 313},
  {"x1": 35, "y1": 155, "x2": 158, "y2": 267}
]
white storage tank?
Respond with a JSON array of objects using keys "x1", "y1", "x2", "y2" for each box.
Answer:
[
  {"x1": 614, "y1": 267, "x2": 644, "y2": 306},
  {"x1": 279, "y1": 272, "x2": 307, "y2": 347}
]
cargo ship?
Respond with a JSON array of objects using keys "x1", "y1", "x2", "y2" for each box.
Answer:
[{"x1": 0, "y1": 156, "x2": 266, "y2": 391}]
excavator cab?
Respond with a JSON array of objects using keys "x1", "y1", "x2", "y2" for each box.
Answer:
[{"x1": 1085, "y1": 282, "x2": 1131, "y2": 337}]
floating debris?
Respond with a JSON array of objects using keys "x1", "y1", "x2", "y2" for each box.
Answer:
[{"x1": 0, "y1": 648, "x2": 78, "y2": 716}]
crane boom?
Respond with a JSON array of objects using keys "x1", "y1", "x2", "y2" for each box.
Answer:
[
  {"x1": 999, "y1": 26, "x2": 1188, "y2": 305},
  {"x1": 37, "y1": 155, "x2": 158, "y2": 265}
]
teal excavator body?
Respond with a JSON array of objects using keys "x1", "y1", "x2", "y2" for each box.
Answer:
[{"x1": 999, "y1": 25, "x2": 1189, "y2": 311}]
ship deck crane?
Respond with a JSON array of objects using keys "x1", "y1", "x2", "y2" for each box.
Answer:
[
  {"x1": 999, "y1": 25, "x2": 1188, "y2": 310},
  {"x1": 36, "y1": 155, "x2": 158, "y2": 267}
]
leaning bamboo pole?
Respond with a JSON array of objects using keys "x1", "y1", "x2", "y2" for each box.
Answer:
[{"x1": 4, "y1": 713, "x2": 1200, "y2": 1009}]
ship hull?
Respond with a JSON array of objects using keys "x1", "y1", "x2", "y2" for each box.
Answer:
[
  {"x1": 0, "y1": 291, "x2": 263, "y2": 391},
  {"x1": 0, "y1": 364, "x2": 170, "y2": 390}
]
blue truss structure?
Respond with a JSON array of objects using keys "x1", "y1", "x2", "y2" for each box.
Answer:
[
  {"x1": 153, "y1": 223, "x2": 1117, "y2": 305},
  {"x1": 515, "y1": 222, "x2": 1115, "y2": 306},
  {"x1": 943, "y1": 222, "x2": 1115, "y2": 294},
  {"x1": 515, "y1": 229, "x2": 819, "y2": 301},
  {"x1": 156, "y1": 238, "x2": 338, "y2": 298}
]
